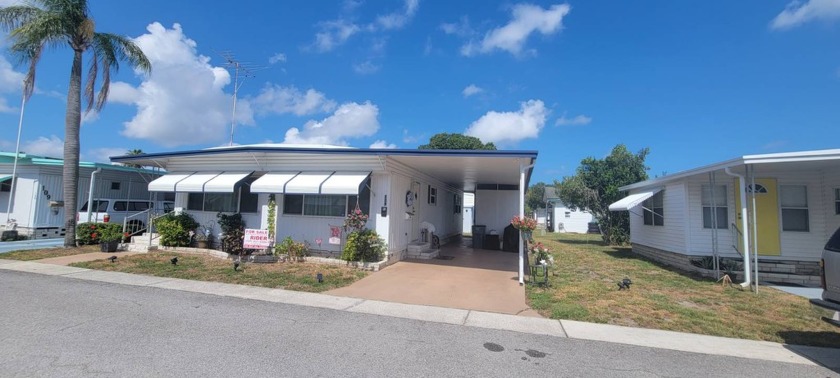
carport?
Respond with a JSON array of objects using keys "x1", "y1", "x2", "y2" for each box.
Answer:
[{"x1": 326, "y1": 240, "x2": 539, "y2": 316}]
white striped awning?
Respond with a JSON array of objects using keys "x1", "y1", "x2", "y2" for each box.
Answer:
[
  {"x1": 284, "y1": 172, "x2": 332, "y2": 194},
  {"x1": 609, "y1": 189, "x2": 662, "y2": 211},
  {"x1": 250, "y1": 173, "x2": 298, "y2": 193},
  {"x1": 148, "y1": 173, "x2": 193, "y2": 192},
  {"x1": 175, "y1": 173, "x2": 222, "y2": 192},
  {"x1": 203, "y1": 172, "x2": 252, "y2": 193},
  {"x1": 320, "y1": 172, "x2": 370, "y2": 195}
]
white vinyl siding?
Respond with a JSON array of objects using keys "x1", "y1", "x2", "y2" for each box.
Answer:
[{"x1": 629, "y1": 182, "x2": 686, "y2": 253}]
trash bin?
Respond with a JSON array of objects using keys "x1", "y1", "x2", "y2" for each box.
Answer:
[{"x1": 471, "y1": 225, "x2": 486, "y2": 249}]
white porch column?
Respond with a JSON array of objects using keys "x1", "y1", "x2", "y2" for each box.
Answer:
[{"x1": 518, "y1": 161, "x2": 533, "y2": 285}]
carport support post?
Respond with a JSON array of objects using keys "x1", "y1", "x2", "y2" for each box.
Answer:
[{"x1": 518, "y1": 162, "x2": 534, "y2": 285}]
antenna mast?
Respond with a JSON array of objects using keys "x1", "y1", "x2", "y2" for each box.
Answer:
[{"x1": 220, "y1": 52, "x2": 260, "y2": 146}]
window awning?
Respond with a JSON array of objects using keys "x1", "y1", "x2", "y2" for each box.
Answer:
[
  {"x1": 203, "y1": 172, "x2": 252, "y2": 193},
  {"x1": 148, "y1": 173, "x2": 193, "y2": 192},
  {"x1": 251, "y1": 173, "x2": 298, "y2": 193},
  {"x1": 176, "y1": 173, "x2": 222, "y2": 192},
  {"x1": 0, "y1": 175, "x2": 12, "y2": 183},
  {"x1": 609, "y1": 189, "x2": 662, "y2": 211},
  {"x1": 284, "y1": 172, "x2": 332, "y2": 194},
  {"x1": 320, "y1": 172, "x2": 370, "y2": 195}
]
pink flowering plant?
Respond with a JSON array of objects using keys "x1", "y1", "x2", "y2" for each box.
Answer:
[
  {"x1": 510, "y1": 215, "x2": 538, "y2": 232},
  {"x1": 344, "y1": 208, "x2": 369, "y2": 233}
]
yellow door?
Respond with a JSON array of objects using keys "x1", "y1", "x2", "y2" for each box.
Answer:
[{"x1": 734, "y1": 178, "x2": 781, "y2": 256}]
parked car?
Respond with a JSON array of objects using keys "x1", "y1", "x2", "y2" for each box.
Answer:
[
  {"x1": 809, "y1": 226, "x2": 840, "y2": 327},
  {"x1": 77, "y1": 199, "x2": 174, "y2": 234}
]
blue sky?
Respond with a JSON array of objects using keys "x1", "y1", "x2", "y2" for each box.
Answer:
[{"x1": 0, "y1": 0, "x2": 838, "y2": 185}]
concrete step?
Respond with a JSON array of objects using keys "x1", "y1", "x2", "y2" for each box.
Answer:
[
  {"x1": 407, "y1": 241, "x2": 430, "y2": 254},
  {"x1": 407, "y1": 248, "x2": 439, "y2": 260}
]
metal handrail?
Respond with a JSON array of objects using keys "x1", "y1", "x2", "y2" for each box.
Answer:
[
  {"x1": 122, "y1": 208, "x2": 152, "y2": 236},
  {"x1": 729, "y1": 222, "x2": 744, "y2": 257}
]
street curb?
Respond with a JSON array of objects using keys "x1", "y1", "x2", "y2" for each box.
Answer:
[{"x1": 1, "y1": 259, "x2": 838, "y2": 368}]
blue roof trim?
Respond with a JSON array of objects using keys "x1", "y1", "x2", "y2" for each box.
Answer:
[{"x1": 110, "y1": 146, "x2": 539, "y2": 162}]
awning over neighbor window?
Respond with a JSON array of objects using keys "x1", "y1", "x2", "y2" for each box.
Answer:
[
  {"x1": 609, "y1": 188, "x2": 662, "y2": 211},
  {"x1": 250, "y1": 173, "x2": 298, "y2": 193},
  {"x1": 249, "y1": 171, "x2": 371, "y2": 194},
  {"x1": 148, "y1": 173, "x2": 193, "y2": 192},
  {"x1": 0, "y1": 175, "x2": 12, "y2": 182},
  {"x1": 203, "y1": 172, "x2": 252, "y2": 192},
  {"x1": 320, "y1": 172, "x2": 370, "y2": 195}
]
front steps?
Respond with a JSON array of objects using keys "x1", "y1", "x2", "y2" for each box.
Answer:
[
  {"x1": 406, "y1": 241, "x2": 439, "y2": 259},
  {"x1": 125, "y1": 232, "x2": 160, "y2": 252}
]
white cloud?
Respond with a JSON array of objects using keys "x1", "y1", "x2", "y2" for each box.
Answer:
[
  {"x1": 283, "y1": 101, "x2": 380, "y2": 145},
  {"x1": 555, "y1": 113, "x2": 592, "y2": 126},
  {"x1": 0, "y1": 0, "x2": 23, "y2": 6},
  {"x1": 440, "y1": 16, "x2": 475, "y2": 38},
  {"x1": 462, "y1": 84, "x2": 483, "y2": 97},
  {"x1": 252, "y1": 84, "x2": 336, "y2": 116},
  {"x1": 369, "y1": 140, "x2": 397, "y2": 149},
  {"x1": 21, "y1": 135, "x2": 63, "y2": 158},
  {"x1": 464, "y1": 100, "x2": 547, "y2": 144},
  {"x1": 353, "y1": 60, "x2": 381, "y2": 74},
  {"x1": 0, "y1": 52, "x2": 24, "y2": 113},
  {"x1": 461, "y1": 3, "x2": 571, "y2": 57},
  {"x1": 112, "y1": 23, "x2": 254, "y2": 147},
  {"x1": 376, "y1": 0, "x2": 419, "y2": 30},
  {"x1": 771, "y1": 0, "x2": 840, "y2": 30},
  {"x1": 312, "y1": 19, "x2": 361, "y2": 52},
  {"x1": 268, "y1": 53, "x2": 287, "y2": 64}
]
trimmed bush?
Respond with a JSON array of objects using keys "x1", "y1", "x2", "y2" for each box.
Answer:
[
  {"x1": 341, "y1": 229, "x2": 385, "y2": 262},
  {"x1": 275, "y1": 236, "x2": 309, "y2": 262},
  {"x1": 77, "y1": 222, "x2": 123, "y2": 245},
  {"x1": 154, "y1": 212, "x2": 199, "y2": 247},
  {"x1": 217, "y1": 212, "x2": 246, "y2": 255}
]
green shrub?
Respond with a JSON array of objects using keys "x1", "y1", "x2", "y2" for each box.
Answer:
[
  {"x1": 76, "y1": 222, "x2": 123, "y2": 245},
  {"x1": 217, "y1": 212, "x2": 246, "y2": 255},
  {"x1": 154, "y1": 212, "x2": 199, "y2": 247},
  {"x1": 275, "y1": 236, "x2": 309, "y2": 262},
  {"x1": 341, "y1": 229, "x2": 385, "y2": 262}
]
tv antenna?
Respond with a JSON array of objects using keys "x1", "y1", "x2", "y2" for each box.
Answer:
[{"x1": 220, "y1": 51, "x2": 262, "y2": 146}]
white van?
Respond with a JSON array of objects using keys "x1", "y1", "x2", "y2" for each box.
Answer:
[{"x1": 77, "y1": 199, "x2": 175, "y2": 233}]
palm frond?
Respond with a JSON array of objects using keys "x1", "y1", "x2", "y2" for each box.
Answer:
[
  {"x1": 0, "y1": 6, "x2": 43, "y2": 32},
  {"x1": 89, "y1": 32, "x2": 151, "y2": 111},
  {"x1": 84, "y1": 53, "x2": 97, "y2": 112},
  {"x1": 22, "y1": 44, "x2": 42, "y2": 99}
]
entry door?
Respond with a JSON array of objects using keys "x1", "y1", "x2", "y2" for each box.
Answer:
[{"x1": 734, "y1": 178, "x2": 781, "y2": 256}]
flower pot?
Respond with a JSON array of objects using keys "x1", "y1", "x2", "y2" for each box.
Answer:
[
  {"x1": 100, "y1": 240, "x2": 119, "y2": 252},
  {"x1": 196, "y1": 240, "x2": 208, "y2": 249}
]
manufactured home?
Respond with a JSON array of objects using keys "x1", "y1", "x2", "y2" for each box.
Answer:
[
  {"x1": 543, "y1": 187, "x2": 594, "y2": 233},
  {"x1": 609, "y1": 149, "x2": 840, "y2": 286},
  {"x1": 112, "y1": 144, "x2": 538, "y2": 282},
  {"x1": 0, "y1": 152, "x2": 165, "y2": 238}
]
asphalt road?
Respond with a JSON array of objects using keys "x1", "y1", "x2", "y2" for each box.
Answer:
[{"x1": 0, "y1": 270, "x2": 835, "y2": 378}]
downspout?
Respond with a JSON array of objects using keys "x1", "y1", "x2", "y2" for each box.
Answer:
[
  {"x1": 519, "y1": 161, "x2": 536, "y2": 285},
  {"x1": 724, "y1": 167, "x2": 752, "y2": 289},
  {"x1": 87, "y1": 168, "x2": 102, "y2": 223}
]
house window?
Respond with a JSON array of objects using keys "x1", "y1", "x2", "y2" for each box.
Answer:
[
  {"x1": 643, "y1": 191, "x2": 664, "y2": 226},
  {"x1": 701, "y1": 185, "x2": 728, "y2": 229},
  {"x1": 185, "y1": 179, "x2": 259, "y2": 213},
  {"x1": 0, "y1": 180, "x2": 10, "y2": 192},
  {"x1": 283, "y1": 192, "x2": 370, "y2": 217},
  {"x1": 780, "y1": 185, "x2": 809, "y2": 232},
  {"x1": 454, "y1": 194, "x2": 462, "y2": 214},
  {"x1": 565, "y1": 211, "x2": 571, "y2": 218},
  {"x1": 835, "y1": 188, "x2": 840, "y2": 215},
  {"x1": 110, "y1": 182, "x2": 121, "y2": 190},
  {"x1": 427, "y1": 185, "x2": 437, "y2": 205}
]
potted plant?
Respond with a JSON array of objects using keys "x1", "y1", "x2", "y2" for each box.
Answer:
[
  {"x1": 192, "y1": 225, "x2": 213, "y2": 249},
  {"x1": 98, "y1": 224, "x2": 123, "y2": 252},
  {"x1": 511, "y1": 215, "x2": 538, "y2": 242}
]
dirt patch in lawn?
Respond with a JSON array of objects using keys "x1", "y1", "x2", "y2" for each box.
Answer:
[
  {"x1": 526, "y1": 233, "x2": 840, "y2": 348},
  {"x1": 71, "y1": 252, "x2": 368, "y2": 293}
]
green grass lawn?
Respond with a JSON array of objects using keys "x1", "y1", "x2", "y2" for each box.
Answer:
[
  {"x1": 0, "y1": 245, "x2": 101, "y2": 261},
  {"x1": 527, "y1": 233, "x2": 840, "y2": 348},
  {"x1": 71, "y1": 252, "x2": 369, "y2": 293}
]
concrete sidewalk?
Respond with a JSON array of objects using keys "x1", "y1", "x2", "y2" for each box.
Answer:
[{"x1": 1, "y1": 258, "x2": 838, "y2": 369}]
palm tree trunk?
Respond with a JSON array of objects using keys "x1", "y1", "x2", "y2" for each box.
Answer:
[{"x1": 63, "y1": 50, "x2": 83, "y2": 247}]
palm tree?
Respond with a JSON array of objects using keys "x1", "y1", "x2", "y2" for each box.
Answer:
[
  {"x1": 0, "y1": 1, "x2": 151, "y2": 247},
  {"x1": 123, "y1": 148, "x2": 144, "y2": 168}
]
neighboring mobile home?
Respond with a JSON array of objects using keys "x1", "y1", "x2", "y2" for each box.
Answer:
[
  {"x1": 609, "y1": 149, "x2": 840, "y2": 286},
  {"x1": 0, "y1": 152, "x2": 165, "y2": 238},
  {"x1": 543, "y1": 186, "x2": 594, "y2": 233},
  {"x1": 111, "y1": 144, "x2": 538, "y2": 283}
]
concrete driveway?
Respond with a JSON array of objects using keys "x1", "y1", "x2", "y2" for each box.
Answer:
[{"x1": 327, "y1": 241, "x2": 540, "y2": 317}]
